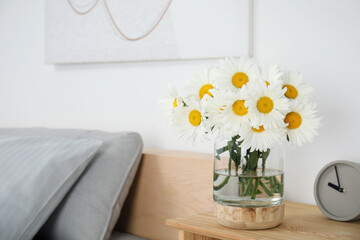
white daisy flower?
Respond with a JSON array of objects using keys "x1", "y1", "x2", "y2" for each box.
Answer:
[
  {"x1": 261, "y1": 65, "x2": 283, "y2": 87},
  {"x1": 285, "y1": 100, "x2": 322, "y2": 146},
  {"x1": 158, "y1": 84, "x2": 183, "y2": 123},
  {"x1": 239, "y1": 123, "x2": 287, "y2": 152},
  {"x1": 214, "y1": 57, "x2": 261, "y2": 91},
  {"x1": 201, "y1": 89, "x2": 226, "y2": 134},
  {"x1": 172, "y1": 97, "x2": 206, "y2": 143},
  {"x1": 282, "y1": 71, "x2": 314, "y2": 102},
  {"x1": 185, "y1": 66, "x2": 216, "y2": 102},
  {"x1": 246, "y1": 82, "x2": 290, "y2": 128},
  {"x1": 219, "y1": 87, "x2": 251, "y2": 137}
]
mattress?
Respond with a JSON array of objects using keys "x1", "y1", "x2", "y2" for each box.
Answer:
[{"x1": 110, "y1": 231, "x2": 146, "y2": 240}]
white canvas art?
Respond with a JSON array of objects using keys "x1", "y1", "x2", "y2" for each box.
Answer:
[{"x1": 45, "y1": 0, "x2": 250, "y2": 63}]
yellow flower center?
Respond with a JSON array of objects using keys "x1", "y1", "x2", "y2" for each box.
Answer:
[
  {"x1": 252, "y1": 126, "x2": 265, "y2": 133},
  {"x1": 188, "y1": 110, "x2": 201, "y2": 126},
  {"x1": 257, "y1": 97, "x2": 274, "y2": 113},
  {"x1": 232, "y1": 100, "x2": 248, "y2": 116},
  {"x1": 199, "y1": 84, "x2": 214, "y2": 99},
  {"x1": 173, "y1": 98, "x2": 178, "y2": 108},
  {"x1": 283, "y1": 84, "x2": 298, "y2": 99},
  {"x1": 284, "y1": 112, "x2": 302, "y2": 129},
  {"x1": 265, "y1": 80, "x2": 270, "y2": 86},
  {"x1": 232, "y1": 72, "x2": 249, "y2": 88}
]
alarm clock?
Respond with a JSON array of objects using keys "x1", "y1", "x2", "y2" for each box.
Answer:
[{"x1": 314, "y1": 160, "x2": 360, "y2": 221}]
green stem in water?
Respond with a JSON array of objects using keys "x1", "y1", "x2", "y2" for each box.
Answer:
[
  {"x1": 251, "y1": 178, "x2": 260, "y2": 199},
  {"x1": 213, "y1": 176, "x2": 230, "y2": 191},
  {"x1": 273, "y1": 175, "x2": 280, "y2": 186},
  {"x1": 242, "y1": 177, "x2": 253, "y2": 196},
  {"x1": 269, "y1": 176, "x2": 274, "y2": 191},
  {"x1": 238, "y1": 177, "x2": 245, "y2": 195},
  {"x1": 213, "y1": 172, "x2": 219, "y2": 181},
  {"x1": 273, "y1": 176, "x2": 284, "y2": 194},
  {"x1": 259, "y1": 179, "x2": 274, "y2": 197}
]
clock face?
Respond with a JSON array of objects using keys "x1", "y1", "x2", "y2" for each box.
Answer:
[{"x1": 314, "y1": 161, "x2": 360, "y2": 221}]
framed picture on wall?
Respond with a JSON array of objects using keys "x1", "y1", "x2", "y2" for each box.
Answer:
[{"x1": 45, "y1": 0, "x2": 251, "y2": 64}]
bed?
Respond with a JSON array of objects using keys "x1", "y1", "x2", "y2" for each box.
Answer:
[{"x1": 0, "y1": 128, "x2": 213, "y2": 240}]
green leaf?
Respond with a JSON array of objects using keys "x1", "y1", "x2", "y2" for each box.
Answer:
[
  {"x1": 262, "y1": 149, "x2": 271, "y2": 161},
  {"x1": 248, "y1": 150, "x2": 259, "y2": 172},
  {"x1": 227, "y1": 140, "x2": 239, "y2": 173},
  {"x1": 216, "y1": 146, "x2": 228, "y2": 160},
  {"x1": 232, "y1": 135, "x2": 240, "y2": 141},
  {"x1": 235, "y1": 145, "x2": 242, "y2": 166},
  {"x1": 216, "y1": 146, "x2": 228, "y2": 155},
  {"x1": 230, "y1": 149, "x2": 237, "y2": 163}
]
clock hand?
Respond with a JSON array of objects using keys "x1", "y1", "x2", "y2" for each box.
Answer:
[
  {"x1": 328, "y1": 182, "x2": 345, "y2": 192},
  {"x1": 334, "y1": 165, "x2": 341, "y2": 187}
]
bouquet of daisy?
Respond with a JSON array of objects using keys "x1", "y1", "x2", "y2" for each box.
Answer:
[{"x1": 160, "y1": 57, "x2": 321, "y2": 200}]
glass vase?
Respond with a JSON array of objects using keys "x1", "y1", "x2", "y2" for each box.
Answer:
[{"x1": 213, "y1": 136, "x2": 285, "y2": 229}]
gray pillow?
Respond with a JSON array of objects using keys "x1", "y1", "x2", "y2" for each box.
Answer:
[
  {"x1": 0, "y1": 135, "x2": 102, "y2": 240},
  {"x1": 0, "y1": 128, "x2": 143, "y2": 240}
]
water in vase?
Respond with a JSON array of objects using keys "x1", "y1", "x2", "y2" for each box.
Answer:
[{"x1": 213, "y1": 168, "x2": 284, "y2": 208}]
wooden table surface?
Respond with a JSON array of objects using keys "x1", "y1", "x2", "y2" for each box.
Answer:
[{"x1": 166, "y1": 201, "x2": 360, "y2": 240}]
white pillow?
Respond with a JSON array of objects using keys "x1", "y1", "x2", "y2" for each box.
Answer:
[{"x1": 0, "y1": 135, "x2": 102, "y2": 240}]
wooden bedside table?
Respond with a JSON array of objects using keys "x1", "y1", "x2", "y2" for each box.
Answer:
[{"x1": 166, "y1": 201, "x2": 360, "y2": 240}]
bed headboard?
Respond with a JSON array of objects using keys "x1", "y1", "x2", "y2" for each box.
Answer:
[{"x1": 117, "y1": 148, "x2": 213, "y2": 240}]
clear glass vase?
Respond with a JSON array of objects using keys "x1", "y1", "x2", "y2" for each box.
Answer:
[{"x1": 213, "y1": 136, "x2": 284, "y2": 208}]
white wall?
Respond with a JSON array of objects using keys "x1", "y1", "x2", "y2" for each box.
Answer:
[{"x1": 0, "y1": 0, "x2": 359, "y2": 205}]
